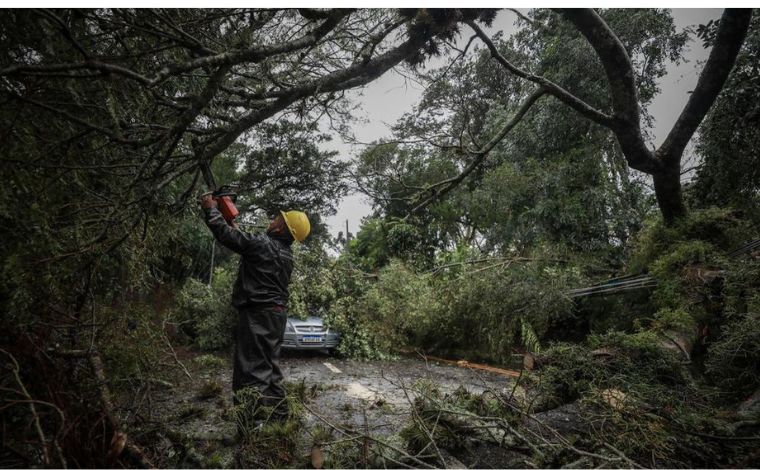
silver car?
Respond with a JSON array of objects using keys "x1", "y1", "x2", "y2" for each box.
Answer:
[{"x1": 283, "y1": 316, "x2": 340, "y2": 352}]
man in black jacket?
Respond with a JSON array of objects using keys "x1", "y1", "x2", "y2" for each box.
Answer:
[{"x1": 200, "y1": 194, "x2": 310, "y2": 421}]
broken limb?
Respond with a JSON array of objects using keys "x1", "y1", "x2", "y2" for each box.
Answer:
[
  {"x1": 300, "y1": 401, "x2": 438, "y2": 469},
  {"x1": 0, "y1": 349, "x2": 56, "y2": 467},
  {"x1": 89, "y1": 352, "x2": 156, "y2": 468}
]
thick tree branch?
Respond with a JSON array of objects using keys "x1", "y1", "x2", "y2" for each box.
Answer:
[
  {"x1": 555, "y1": 8, "x2": 661, "y2": 174},
  {"x1": 147, "y1": 10, "x2": 218, "y2": 56},
  {"x1": 199, "y1": 28, "x2": 443, "y2": 164},
  {"x1": 219, "y1": 19, "x2": 408, "y2": 103},
  {"x1": 148, "y1": 9, "x2": 352, "y2": 86},
  {"x1": 168, "y1": 64, "x2": 231, "y2": 141},
  {"x1": 0, "y1": 9, "x2": 352, "y2": 87},
  {"x1": 472, "y1": 88, "x2": 547, "y2": 156},
  {"x1": 656, "y1": 8, "x2": 752, "y2": 165}
]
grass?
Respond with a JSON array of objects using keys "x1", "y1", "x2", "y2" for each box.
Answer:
[
  {"x1": 191, "y1": 354, "x2": 227, "y2": 369},
  {"x1": 196, "y1": 380, "x2": 223, "y2": 400}
]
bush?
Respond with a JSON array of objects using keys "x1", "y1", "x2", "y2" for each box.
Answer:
[
  {"x1": 99, "y1": 302, "x2": 174, "y2": 383},
  {"x1": 325, "y1": 297, "x2": 396, "y2": 361},
  {"x1": 437, "y1": 261, "x2": 578, "y2": 362},
  {"x1": 325, "y1": 256, "x2": 579, "y2": 363},
  {"x1": 705, "y1": 311, "x2": 760, "y2": 399},
  {"x1": 532, "y1": 330, "x2": 695, "y2": 410},
  {"x1": 629, "y1": 207, "x2": 751, "y2": 273},
  {"x1": 587, "y1": 330, "x2": 692, "y2": 389},
  {"x1": 287, "y1": 244, "x2": 337, "y2": 321},
  {"x1": 174, "y1": 266, "x2": 236, "y2": 350},
  {"x1": 323, "y1": 259, "x2": 430, "y2": 360},
  {"x1": 528, "y1": 342, "x2": 602, "y2": 408},
  {"x1": 628, "y1": 207, "x2": 757, "y2": 332}
]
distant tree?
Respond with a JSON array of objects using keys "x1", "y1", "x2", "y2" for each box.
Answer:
[
  {"x1": 235, "y1": 121, "x2": 349, "y2": 218},
  {"x1": 471, "y1": 9, "x2": 751, "y2": 225}
]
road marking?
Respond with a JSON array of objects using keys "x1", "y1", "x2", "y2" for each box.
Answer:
[
  {"x1": 345, "y1": 382, "x2": 377, "y2": 401},
  {"x1": 323, "y1": 362, "x2": 342, "y2": 374}
]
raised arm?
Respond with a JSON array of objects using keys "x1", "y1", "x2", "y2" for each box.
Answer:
[{"x1": 200, "y1": 194, "x2": 257, "y2": 255}]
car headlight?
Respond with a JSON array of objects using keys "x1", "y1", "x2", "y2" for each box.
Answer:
[{"x1": 286, "y1": 321, "x2": 295, "y2": 333}]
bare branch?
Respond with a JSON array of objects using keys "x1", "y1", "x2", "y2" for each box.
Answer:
[
  {"x1": 468, "y1": 20, "x2": 614, "y2": 127},
  {"x1": 408, "y1": 88, "x2": 546, "y2": 216},
  {"x1": 553, "y1": 9, "x2": 661, "y2": 174}
]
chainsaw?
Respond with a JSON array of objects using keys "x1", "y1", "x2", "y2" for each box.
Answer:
[{"x1": 199, "y1": 161, "x2": 239, "y2": 226}]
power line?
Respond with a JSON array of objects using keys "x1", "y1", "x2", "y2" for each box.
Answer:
[{"x1": 566, "y1": 238, "x2": 759, "y2": 298}]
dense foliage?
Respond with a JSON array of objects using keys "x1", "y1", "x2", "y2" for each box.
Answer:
[
  {"x1": 693, "y1": 13, "x2": 760, "y2": 212},
  {"x1": 325, "y1": 257, "x2": 581, "y2": 362},
  {"x1": 175, "y1": 264, "x2": 238, "y2": 350}
]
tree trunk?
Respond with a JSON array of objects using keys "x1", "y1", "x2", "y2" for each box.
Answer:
[{"x1": 653, "y1": 167, "x2": 687, "y2": 226}]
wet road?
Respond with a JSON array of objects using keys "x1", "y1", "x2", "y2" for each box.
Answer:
[
  {"x1": 281, "y1": 351, "x2": 514, "y2": 435},
  {"x1": 141, "y1": 349, "x2": 517, "y2": 467}
]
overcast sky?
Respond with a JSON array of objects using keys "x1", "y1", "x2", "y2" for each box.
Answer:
[{"x1": 323, "y1": 8, "x2": 723, "y2": 238}]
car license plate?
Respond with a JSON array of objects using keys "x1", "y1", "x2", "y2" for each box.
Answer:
[{"x1": 301, "y1": 335, "x2": 323, "y2": 343}]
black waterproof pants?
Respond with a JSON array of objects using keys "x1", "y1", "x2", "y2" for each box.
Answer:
[{"x1": 232, "y1": 305, "x2": 288, "y2": 418}]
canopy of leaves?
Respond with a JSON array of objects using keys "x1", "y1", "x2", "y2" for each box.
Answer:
[{"x1": 692, "y1": 12, "x2": 760, "y2": 211}]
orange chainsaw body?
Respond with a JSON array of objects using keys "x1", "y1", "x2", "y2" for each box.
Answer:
[{"x1": 216, "y1": 195, "x2": 239, "y2": 225}]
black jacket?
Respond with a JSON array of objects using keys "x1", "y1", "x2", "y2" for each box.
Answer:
[{"x1": 204, "y1": 207, "x2": 294, "y2": 309}]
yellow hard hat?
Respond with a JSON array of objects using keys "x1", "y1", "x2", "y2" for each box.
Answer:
[{"x1": 280, "y1": 210, "x2": 311, "y2": 242}]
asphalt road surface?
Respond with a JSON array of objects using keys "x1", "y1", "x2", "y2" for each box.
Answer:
[
  {"x1": 282, "y1": 351, "x2": 512, "y2": 435},
  {"x1": 142, "y1": 349, "x2": 517, "y2": 467}
]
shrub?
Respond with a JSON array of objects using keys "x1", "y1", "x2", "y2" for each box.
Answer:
[
  {"x1": 527, "y1": 342, "x2": 603, "y2": 408},
  {"x1": 437, "y1": 261, "x2": 577, "y2": 362},
  {"x1": 533, "y1": 330, "x2": 694, "y2": 410},
  {"x1": 705, "y1": 311, "x2": 760, "y2": 399},
  {"x1": 627, "y1": 208, "x2": 757, "y2": 334},
  {"x1": 629, "y1": 207, "x2": 750, "y2": 273},
  {"x1": 650, "y1": 307, "x2": 696, "y2": 333},
  {"x1": 586, "y1": 330, "x2": 692, "y2": 390},
  {"x1": 174, "y1": 266, "x2": 236, "y2": 350},
  {"x1": 288, "y1": 244, "x2": 337, "y2": 321},
  {"x1": 325, "y1": 297, "x2": 396, "y2": 361},
  {"x1": 323, "y1": 259, "x2": 436, "y2": 360},
  {"x1": 325, "y1": 257, "x2": 579, "y2": 363},
  {"x1": 99, "y1": 302, "x2": 173, "y2": 383}
]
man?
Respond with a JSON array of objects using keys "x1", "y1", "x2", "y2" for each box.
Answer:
[{"x1": 199, "y1": 194, "x2": 310, "y2": 422}]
